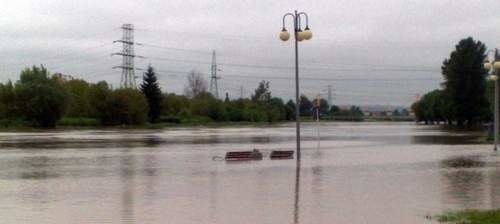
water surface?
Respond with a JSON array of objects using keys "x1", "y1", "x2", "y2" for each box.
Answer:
[{"x1": 0, "y1": 122, "x2": 497, "y2": 224}]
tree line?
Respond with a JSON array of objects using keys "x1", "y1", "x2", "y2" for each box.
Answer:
[
  {"x1": 0, "y1": 65, "x2": 363, "y2": 128},
  {"x1": 411, "y1": 37, "x2": 493, "y2": 126}
]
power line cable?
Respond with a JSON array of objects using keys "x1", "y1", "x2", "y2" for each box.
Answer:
[
  {"x1": 146, "y1": 56, "x2": 440, "y2": 73},
  {"x1": 135, "y1": 42, "x2": 211, "y2": 55}
]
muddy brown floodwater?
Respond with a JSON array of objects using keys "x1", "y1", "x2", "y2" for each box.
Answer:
[{"x1": 0, "y1": 122, "x2": 498, "y2": 224}]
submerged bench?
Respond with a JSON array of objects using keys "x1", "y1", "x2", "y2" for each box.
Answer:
[
  {"x1": 225, "y1": 150, "x2": 262, "y2": 161},
  {"x1": 270, "y1": 150, "x2": 294, "y2": 160}
]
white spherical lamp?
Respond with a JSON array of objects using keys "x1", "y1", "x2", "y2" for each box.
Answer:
[
  {"x1": 297, "y1": 29, "x2": 305, "y2": 41},
  {"x1": 303, "y1": 27, "x2": 312, "y2": 40},
  {"x1": 485, "y1": 62, "x2": 492, "y2": 70},
  {"x1": 489, "y1": 75, "x2": 498, "y2": 81},
  {"x1": 280, "y1": 28, "x2": 290, "y2": 41},
  {"x1": 494, "y1": 62, "x2": 500, "y2": 70}
]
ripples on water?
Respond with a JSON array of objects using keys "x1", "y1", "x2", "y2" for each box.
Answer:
[{"x1": 0, "y1": 122, "x2": 497, "y2": 224}]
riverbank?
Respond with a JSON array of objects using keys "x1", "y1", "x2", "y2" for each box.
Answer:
[
  {"x1": 0, "y1": 119, "x2": 492, "y2": 133},
  {"x1": 0, "y1": 120, "x2": 288, "y2": 132},
  {"x1": 0, "y1": 116, "x2": 416, "y2": 131},
  {"x1": 437, "y1": 210, "x2": 500, "y2": 224}
]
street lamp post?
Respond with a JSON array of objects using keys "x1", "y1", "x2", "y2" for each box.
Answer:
[
  {"x1": 280, "y1": 10, "x2": 312, "y2": 162},
  {"x1": 484, "y1": 49, "x2": 500, "y2": 151}
]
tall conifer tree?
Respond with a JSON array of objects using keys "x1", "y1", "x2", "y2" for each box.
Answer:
[
  {"x1": 442, "y1": 37, "x2": 489, "y2": 126},
  {"x1": 140, "y1": 65, "x2": 162, "y2": 123}
]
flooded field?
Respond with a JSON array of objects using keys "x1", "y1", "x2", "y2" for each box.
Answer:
[{"x1": 0, "y1": 122, "x2": 497, "y2": 224}]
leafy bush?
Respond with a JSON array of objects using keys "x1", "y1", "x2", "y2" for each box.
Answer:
[
  {"x1": 101, "y1": 88, "x2": 148, "y2": 125},
  {"x1": 16, "y1": 66, "x2": 68, "y2": 127},
  {"x1": 58, "y1": 117, "x2": 99, "y2": 126}
]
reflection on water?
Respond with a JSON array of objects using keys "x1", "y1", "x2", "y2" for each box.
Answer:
[
  {"x1": 19, "y1": 156, "x2": 60, "y2": 180},
  {"x1": 0, "y1": 122, "x2": 499, "y2": 224},
  {"x1": 488, "y1": 167, "x2": 500, "y2": 208},
  {"x1": 440, "y1": 155, "x2": 500, "y2": 211},
  {"x1": 411, "y1": 135, "x2": 483, "y2": 145},
  {"x1": 120, "y1": 151, "x2": 136, "y2": 224},
  {"x1": 441, "y1": 156, "x2": 485, "y2": 168},
  {"x1": 441, "y1": 170, "x2": 486, "y2": 208},
  {"x1": 294, "y1": 159, "x2": 301, "y2": 224},
  {"x1": 144, "y1": 135, "x2": 162, "y2": 147}
]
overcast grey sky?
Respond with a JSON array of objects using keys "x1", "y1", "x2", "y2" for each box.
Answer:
[{"x1": 2, "y1": 0, "x2": 500, "y2": 106}]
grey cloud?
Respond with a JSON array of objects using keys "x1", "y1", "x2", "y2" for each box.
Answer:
[{"x1": 2, "y1": 0, "x2": 500, "y2": 105}]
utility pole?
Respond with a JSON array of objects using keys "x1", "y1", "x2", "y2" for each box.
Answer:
[
  {"x1": 240, "y1": 86, "x2": 244, "y2": 99},
  {"x1": 495, "y1": 49, "x2": 499, "y2": 151},
  {"x1": 327, "y1": 85, "x2": 333, "y2": 106},
  {"x1": 314, "y1": 94, "x2": 321, "y2": 121},
  {"x1": 112, "y1": 24, "x2": 143, "y2": 88},
  {"x1": 486, "y1": 49, "x2": 500, "y2": 151},
  {"x1": 314, "y1": 94, "x2": 321, "y2": 144},
  {"x1": 209, "y1": 50, "x2": 220, "y2": 98}
]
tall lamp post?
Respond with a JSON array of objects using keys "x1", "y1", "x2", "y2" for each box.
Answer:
[
  {"x1": 280, "y1": 10, "x2": 313, "y2": 162},
  {"x1": 484, "y1": 49, "x2": 500, "y2": 151}
]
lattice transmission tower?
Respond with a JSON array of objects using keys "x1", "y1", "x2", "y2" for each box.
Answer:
[
  {"x1": 112, "y1": 24, "x2": 143, "y2": 88},
  {"x1": 209, "y1": 50, "x2": 221, "y2": 98},
  {"x1": 327, "y1": 85, "x2": 333, "y2": 106}
]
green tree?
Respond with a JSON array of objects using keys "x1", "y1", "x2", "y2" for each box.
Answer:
[
  {"x1": 190, "y1": 94, "x2": 210, "y2": 117},
  {"x1": 412, "y1": 89, "x2": 452, "y2": 124},
  {"x1": 140, "y1": 65, "x2": 162, "y2": 123},
  {"x1": 225, "y1": 99, "x2": 245, "y2": 121},
  {"x1": 186, "y1": 92, "x2": 227, "y2": 121},
  {"x1": 393, "y1": 109, "x2": 401, "y2": 116},
  {"x1": 401, "y1": 109, "x2": 410, "y2": 116},
  {"x1": 162, "y1": 93, "x2": 189, "y2": 117},
  {"x1": 16, "y1": 65, "x2": 68, "y2": 127},
  {"x1": 207, "y1": 98, "x2": 226, "y2": 121},
  {"x1": 350, "y1": 106, "x2": 363, "y2": 116},
  {"x1": 412, "y1": 100, "x2": 426, "y2": 123},
  {"x1": 102, "y1": 89, "x2": 148, "y2": 125},
  {"x1": 319, "y1": 98, "x2": 329, "y2": 115},
  {"x1": 442, "y1": 37, "x2": 489, "y2": 126},
  {"x1": 267, "y1": 97, "x2": 286, "y2": 122},
  {"x1": 330, "y1": 105, "x2": 341, "y2": 115},
  {"x1": 64, "y1": 79, "x2": 91, "y2": 118},
  {"x1": 251, "y1": 80, "x2": 271, "y2": 102},
  {"x1": 0, "y1": 81, "x2": 17, "y2": 119},
  {"x1": 299, "y1": 95, "x2": 313, "y2": 116},
  {"x1": 87, "y1": 81, "x2": 112, "y2": 122},
  {"x1": 285, "y1": 100, "x2": 296, "y2": 120}
]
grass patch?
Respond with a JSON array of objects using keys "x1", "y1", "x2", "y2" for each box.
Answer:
[
  {"x1": 440, "y1": 156, "x2": 485, "y2": 168},
  {"x1": 437, "y1": 210, "x2": 500, "y2": 224},
  {"x1": 58, "y1": 117, "x2": 99, "y2": 126},
  {"x1": 0, "y1": 118, "x2": 31, "y2": 128}
]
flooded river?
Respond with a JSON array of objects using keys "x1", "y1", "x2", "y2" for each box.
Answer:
[{"x1": 0, "y1": 122, "x2": 497, "y2": 224}]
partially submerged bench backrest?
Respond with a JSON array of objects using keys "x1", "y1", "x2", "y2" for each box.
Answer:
[
  {"x1": 270, "y1": 150, "x2": 294, "y2": 159},
  {"x1": 225, "y1": 151, "x2": 253, "y2": 160}
]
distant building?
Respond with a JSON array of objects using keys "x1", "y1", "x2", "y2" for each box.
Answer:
[
  {"x1": 53, "y1": 73, "x2": 74, "y2": 81},
  {"x1": 359, "y1": 105, "x2": 409, "y2": 117}
]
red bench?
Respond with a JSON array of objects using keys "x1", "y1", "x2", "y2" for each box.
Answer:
[
  {"x1": 270, "y1": 150, "x2": 294, "y2": 160},
  {"x1": 225, "y1": 151, "x2": 253, "y2": 161},
  {"x1": 225, "y1": 150, "x2": 263, "y2": 161}
]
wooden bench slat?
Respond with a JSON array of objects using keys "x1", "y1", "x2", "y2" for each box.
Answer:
[
  {"x1": 225, "y1": 150, "x2": 263, "y2": 161},
  {"x1": 225, "y1": 151, "x2": 252, "y2": 161},
  {"x1": 224, "y1": 150, "x2": 293, "y2": 161},
  {"x1": 270, "y1": 150, "x2": 294, "y2": 160}
]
